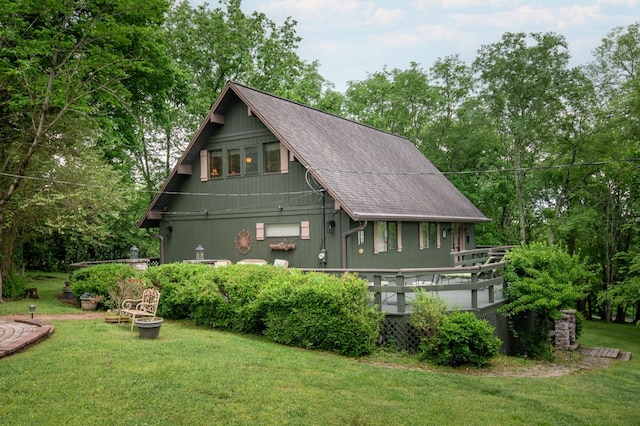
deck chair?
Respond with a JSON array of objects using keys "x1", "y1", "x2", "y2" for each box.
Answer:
[
  {"x1": 119, "y1": 288, "x2": 161, "y2": 332},
  {"x1": 237, "y1": 259, "x2": 268, "y2": 265}
]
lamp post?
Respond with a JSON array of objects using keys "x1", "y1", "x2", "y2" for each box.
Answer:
[
  {"x1": 29, "y1": 304, "x2": 36, "y2": 319},
  {"x1": 130, "y1": 245, "x2": 139, "y2": 261},
  {"x1": 195, "y1": 245, "x2": 204, "y2": 261}
]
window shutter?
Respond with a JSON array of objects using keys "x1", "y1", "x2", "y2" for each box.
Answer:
[
  {"x1": 300, "y1": 221, "x2": 310, "y2": 239},
  {"x1": 280, "y1": 145, "x2": 289, "y2": 173},
  {"x1": 200, "y1": 150, "x2": 208, "y2": 182},
  {"x1": 419, "y1": 222, "x2": 424, "y2": 250},
  {"x1": 397, "y1": 222, "x2": 402, "y2": 252},
  {"x1": 436, "y1": 223, "x2": 441, "y2": 248},
  {"x1": 256, "y1": 223, "x2": 264, "y2": 240}
]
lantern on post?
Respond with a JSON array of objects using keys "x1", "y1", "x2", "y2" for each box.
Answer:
[
  {"x1": 130, "y1": 245, "x2": 139, "y2": 261},
  {"x1": 29, "y1": 304, "x2": 36, "y2": 319},
  {"x1": 195, "y1": 245, "x2": 204, "y2": 261}
]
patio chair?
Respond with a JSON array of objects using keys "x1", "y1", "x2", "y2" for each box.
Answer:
[
  {"x1": 237, "y1": 259, "x2": 268, "y2": 265},
  {"x1": 273, "y1": 259, "x2": 289, "y2": 267},
  {"x1": 119, "y1": 288, "x2": 161, "y2": 332}
]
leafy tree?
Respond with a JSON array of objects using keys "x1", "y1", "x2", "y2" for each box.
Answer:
[
  {"x1": 500, "y1": 242, "x2": 596, "y2": 358},
  {"x1": 474, "y1": 32, "x2": 579, "y2": 243},
  {"x1": 0, "y1": 0, "x2": 171, "y2": 298}
]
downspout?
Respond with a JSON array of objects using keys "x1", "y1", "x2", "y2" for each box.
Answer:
[
  {"x1": 146, "y1": 229, "x2": 165, "y2": 265},
  {"x1": 341, "y1": 220, "x2": 367, "y2": 269}
]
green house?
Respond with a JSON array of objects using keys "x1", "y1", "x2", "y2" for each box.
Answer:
[{"x1": 138, "y1": 81, "x2": 489, "y2": 268}]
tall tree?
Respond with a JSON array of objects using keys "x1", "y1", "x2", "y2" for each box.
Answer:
[
  {"x1": 140, "y1": 0, "x2": 333, "y2": 192},
  {"x1": 0, "y1": 0, "x2": 171, "y2": 299},
  {"x1": 473, "y1": 32, "x2": 577, "y2": 243}
]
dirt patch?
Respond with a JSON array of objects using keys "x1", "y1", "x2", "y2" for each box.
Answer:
[{"x1": 363, "y1": 350, "x2": 611, "y2": 378}]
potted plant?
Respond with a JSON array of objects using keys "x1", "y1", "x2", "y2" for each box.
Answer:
[
  {"x1": 135, "y1": 317, "x2": 163, "y2": 339},
  {"x1": 79, "y1": 292, "x2": 103, "y2": 311}
]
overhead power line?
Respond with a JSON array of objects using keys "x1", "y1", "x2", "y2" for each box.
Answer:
[{"x1": 1, "y1": 158, "x2": 638, "y2": 197}]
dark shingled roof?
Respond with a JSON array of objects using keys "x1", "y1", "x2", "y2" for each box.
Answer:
[{"x1": 138, "y1": 81, "x2": 488, "y2": 228}]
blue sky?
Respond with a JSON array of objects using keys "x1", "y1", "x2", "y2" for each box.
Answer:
[{"x1": 234, "y1": 0, "x2": 639, "y2": 92}]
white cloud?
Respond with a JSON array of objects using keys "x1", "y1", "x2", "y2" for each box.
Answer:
[
  {"x1": 369, "y1": 8, "x2": 406, "y2": 27},
  {"x1": 452, "y1": 5, "x2": 603, "y2": 31},
  {"x1": 596, "y1": 0, "x2": 637, "y2": 5}
]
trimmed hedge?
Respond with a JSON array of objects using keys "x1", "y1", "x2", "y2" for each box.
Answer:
[
  {"x1": 70, "y1": 263, "x2": 384, "y2": 357},
  {"x1": 248, "y1": 272, "x2": 384, "y2": 357},
  {"x1": 70, "y1": 263, "x2": 144, "y2": 308}
]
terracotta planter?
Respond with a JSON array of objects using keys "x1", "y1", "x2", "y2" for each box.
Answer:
[
  {"x1": 80, "y1": 299, "x2": 97, "y2": 311},
  {"x1": 135, "y1": 317, "x2": 163, "y2": 339}
]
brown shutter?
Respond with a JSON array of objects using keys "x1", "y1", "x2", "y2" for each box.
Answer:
[
  {"x1": 301, "y1": 221, "x2": 310, "y2": 239},
  {"x1": 200, "y1": 150, "x2": 208, "y2": 182}
]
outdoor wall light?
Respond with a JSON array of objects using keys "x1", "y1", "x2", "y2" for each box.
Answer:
[
  {"x1": 130, "y1": 245, "x2": 139, "y2": 261},
  {"x1": 327, "y1": 220, "x2": 335, "y2": 233},
  {"x1": 195, "y1": 244, "x2": 205, "y2": 261},
  {"x1": 29, "y1": 304, "x2": 36, "y2": 319}
]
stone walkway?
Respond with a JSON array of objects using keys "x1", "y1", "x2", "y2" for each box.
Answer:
[{"x1": 0, "y1": 317, "x2": 54, "y2": 358}]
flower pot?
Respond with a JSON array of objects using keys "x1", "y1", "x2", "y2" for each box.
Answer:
[
  {"x1": 80, "y1": 299, "x2": 97, "y2": 311},
  {"x1": 135, "y1": 317, "x2": 163, "y2": 339}
]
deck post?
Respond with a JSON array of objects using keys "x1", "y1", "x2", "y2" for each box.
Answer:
[
  {"x1": 396, "y1": 275, "x2": 406, "y2": 313},
  {"x1": 373, "y1": 275, "x2": 382, "y2": 308},
  {"x1": 471, "y1": 289, "x2": 478, "y2": 309}
]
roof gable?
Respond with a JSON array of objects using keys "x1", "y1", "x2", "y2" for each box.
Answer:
[{"x1": 138, "y1": 81, "x2": 488, "y2": 228}]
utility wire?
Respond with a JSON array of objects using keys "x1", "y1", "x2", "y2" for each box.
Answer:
[{"x1": 1, "y1": 158, "x2": 638, "y2": 197}]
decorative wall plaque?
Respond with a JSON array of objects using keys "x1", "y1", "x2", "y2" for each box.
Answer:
[{"x1": 234, "y1": 229, "x2": 254, "y2": 254}]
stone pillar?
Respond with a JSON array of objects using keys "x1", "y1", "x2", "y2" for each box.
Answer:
[{"x1": 555, "y1": 309, "x2": 576, "y2": 350}]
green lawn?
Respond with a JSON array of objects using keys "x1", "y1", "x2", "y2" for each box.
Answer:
[{"x1": 0, "y1": 273, "x2": 638, "y2": 425}]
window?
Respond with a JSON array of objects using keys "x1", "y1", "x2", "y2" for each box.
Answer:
[
  {"x1": 244, "y1": 146, "x2": 258, "y2": 175},
  {"x1": 265, "y1": 223, "x2": 300, "y2": 238},
  {"x1": 374, "y1": 221, "x2": 398, "y2": 253},
  {"x1": 228, "y1": 148, "x2": 240, "y2": 176},
  {"x1": 420, "y1": 222, "x2": 438, "y2": 249},
  {"x1": 264, "y1": 142, "x2": 280, "y2": 173},
  {"x1": 209, "y1": 150, "x2": 222, "y2": 178}
]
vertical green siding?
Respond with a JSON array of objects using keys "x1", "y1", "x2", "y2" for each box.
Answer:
[{"x1": 160, "y1": 96, "x2": 475, "y2": 268}]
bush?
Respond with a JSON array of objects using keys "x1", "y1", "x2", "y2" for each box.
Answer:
[
  {"x1": 500, "y1": 243, "x2": 596, "y2": 358},
  {"x1": 2, "y1": 271, "x2": 29, "y2": 299},
  {"x1": 71, "y1": 263, "x2": 143, "y2": 308},
  {"x1": 144, "y1": 263, "x2": 218, "y2": 320},
  {"x1": 192, "y1": 264, "x2": 292, "y2": 332},
  {"x1": 420, "y1": 311, "x2": 501, "y2": 367},
  {"x1": 249, "y1": 272, "x2": 384, "y2": 357},
  {"x1": 410, "y1": 290, "x2": 448, "y2": 341}
]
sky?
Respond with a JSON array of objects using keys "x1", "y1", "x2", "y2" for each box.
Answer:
[{"x1": 232, "y1": 0, "x2": 639, "y2": 92}]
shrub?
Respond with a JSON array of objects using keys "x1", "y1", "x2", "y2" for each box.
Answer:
[
  {"x1": 144, "y1": 263, "x2": 218, "y2": 320},
  {"x1": 2, "y1": 271, "x2": 29, "y2": 299},
  {"x1": 410, "y1": 290, "x2": 448, "y2": 341},
  {"x1": 250, "y1": 272, "x2": 384, "y2": 357},
  {"x1": 420, "y1": 311, "x2": 501, "y2": 367},
  {"x1": 500, "y1": 242, "x2": 596, "y2": 358},
  {"x1": 192, "y1": 264, "x2": 292, "y2": 332},
  {"x1": 71, "y1": 263, "x2": 142, "y2": 308}
]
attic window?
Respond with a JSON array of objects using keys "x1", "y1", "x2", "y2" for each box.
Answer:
[
  {"x1": 228, "y1": 148, "x2": 241, "y2": 176},
  {"x1": 264, "y1": 142, "x2": 280, "y2": 174},
  {"x1": 209, "y1": 149, "x2": 222, "y2": 178}
]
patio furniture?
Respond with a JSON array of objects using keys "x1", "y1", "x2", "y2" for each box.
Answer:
[
  {"x1": 237, "y1": 259, "x2": 268, "y2": 265},
  {"x1": 273, "y1": 259, "x2": 289, "y2": 267},
  {"x1": 119, "y1": 288, "x2": 161, "y2": 332}
]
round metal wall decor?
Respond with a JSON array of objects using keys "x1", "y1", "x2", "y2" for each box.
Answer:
[{"x1": 234, "y1": 229, "x2": 254, "y2": 254}]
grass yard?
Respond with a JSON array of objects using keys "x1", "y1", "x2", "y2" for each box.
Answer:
[{"x1": 0, "y1": 273, "x2": 638, "y2": 425}]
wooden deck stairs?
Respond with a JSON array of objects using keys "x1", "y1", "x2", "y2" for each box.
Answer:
[{"x1": 578, "y1": 346, "x2": 632, "y2": 361}]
